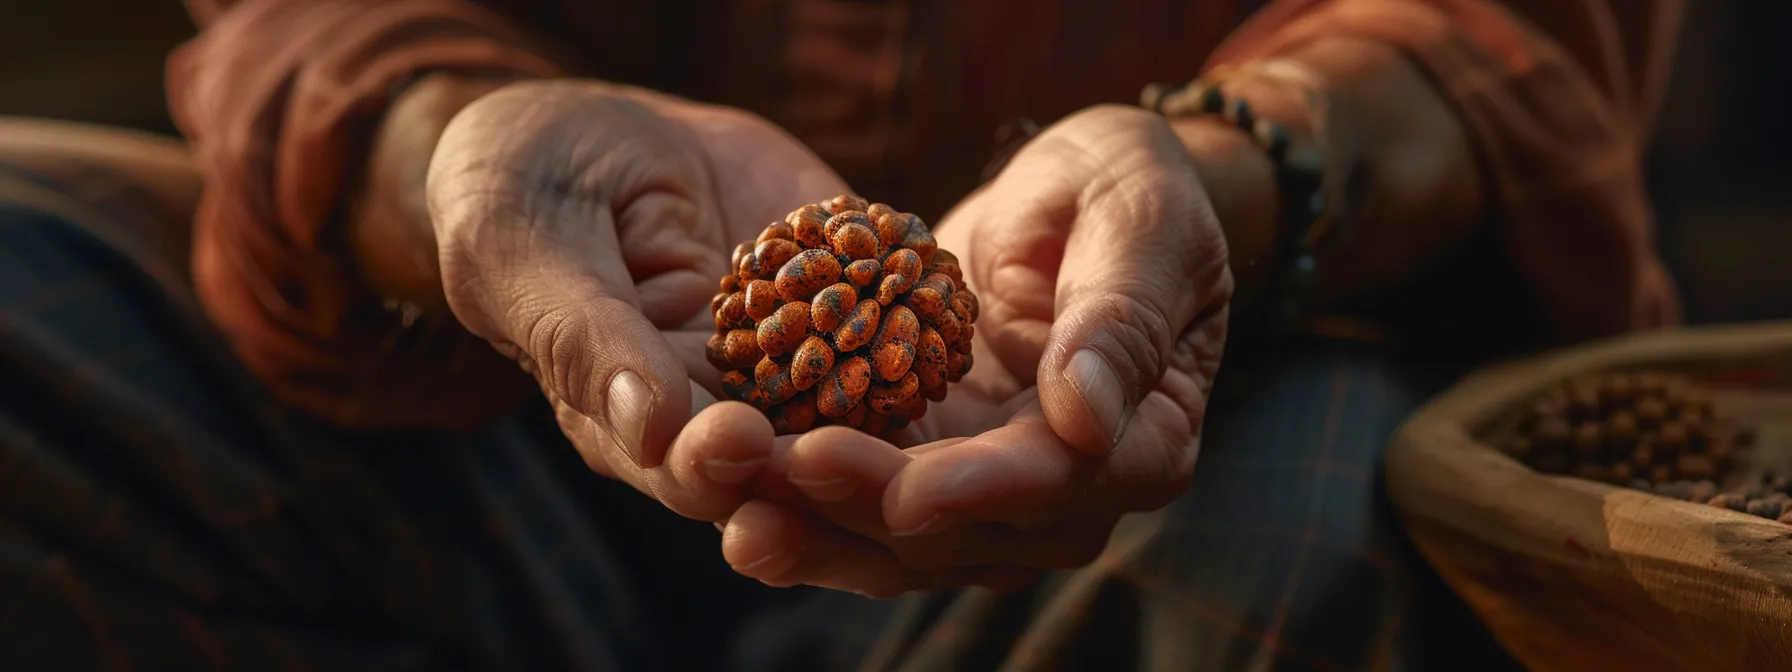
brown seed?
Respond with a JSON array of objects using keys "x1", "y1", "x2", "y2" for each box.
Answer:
[
  {"x1": 1749, "y1": 498, "x2": 1785, "y2": 520},
  {"x1": 867, "y1": 372, "x2": 921, "y2": 414},
  {"x1": 1572, "y1": 422, "x2": 1603, "y2": 457},
  {"x1": 774, "y1": 393, "x2": 820, "y2": 433},
  {"x1": 1600, "y1": 373, "x2": 1636, "y2": 407},
  {"x1": 1658, "y1": 421, "x2": 1689, "y2": 450},
  {"x1": 714, "y1": 329, "x2": 762, "y2": 370},
  {"x1": 809, "y1": 283, "x2": 857, "y2": 333},
  {"x1": 915, "y1": 272, "x2": 954, "y2": 297},
  {"x1": 776, "y1": 249, "x2": 842, "y2": 302},
  {"x1": 1635, "y1": 397, "x2": 1669, "y2": 428},
  {"x1": 745, "y1": 280, "x2": 780, "y2": 320},
  {"x1": 754, "y1": 238, "x2": 803, "y2": 275},
  {"x1": 817, "y1": 356, "x2": 872, "y2": 418},
  {"x1": 731, "y1": 241, "x2": 755, "y2": 270},
  {"x1": 1677, "y1": 388, "x2": 1714, "y2": 419},
  {"x1": 844, "y1": 259, "x2": 882, "y2": 288},
  {"x1": 755, "y1": 357, "x2": 798, "y2": 405},
  {"x1": 884, "y1": 248, "x2": 923, "y2": 284},
  {"x1": 834, "y1": 300, "x2": 882, "y2": 352},
  {"x1": 905, "y1": 287, "x2": 949, "y2": 323},
  {"x1": 871, "y1": 306, "x2": 921, "y2": 382},
  {"x1": 824, "y1": 194, "x2": 870, "y2": 215},
  {"x1": 929, "y1": 248, "x2": 962, "y2": 286},
  {"x1": 736, "y1": 251, "x2": 761, "y2": 281},
  {"x1": 831, "y1": 222, "x2": 881, "y2": 260},
  {"x1": 757, "y1": 302, "x2": 811, "y2": 357},
  {"x1": 1631, "y1": 442, "x2": 1656, "y2": 468},
  {"x1": 1566, "y1": 384, "x2": 1602, "y2": 421},
  {"x1": 720, "y1": 274, "x2": 741, "y2": 293},
  {"x1": 956, "y1": 324, "x2": 976, "y2": 350},
  {"x1": 790, "y1": 336, "x2": 835, "y2": 391},
  {"x1": 1709, "y1": 492, "x2": 1748, "y2": 512},
  {"x1": 932, "y1": 306, "x2": 963, "y2": 345},
  {"x1": 757, "y1": 221, "x2": 795, "y2": 244},
  {"x1": 947, "y1": 350, "x2": 972, "y2": 383},
  {"x1": 716, "y1": 291, "x2": 750, "y2": 329},
  {"x1": 721, "y1": 370, "x2": 759, "y2": 405},
  {"x1": 1604, "y1": 411, "x2": 1638, "y2": 450},
  {"x1": 914, "y1": 327, "x2": 948, "y2": 391},
  {"x1": 876, "y1": 212, "x2": 917, "y2": 248},
  {"x1": 1533, "y1": 416, "x2": 1572, "y2": 447},
  {"x1": 824, "y1": 211, "x2": 871, "y2": 239},
  {"x1": 924, "y1": 382, "x2": 949, "y2": 402},
  {"x1": 898, "y1": 385, "x2": 930, "y2": 420},
  {"x1": 1608, "y1": 461, "x2": 1634, "y2": 484},
  {"x1": 866, "y1": 203, "x2": 897, "y2": 223},
  {"x1": 876, "y1": 274, "x2": 907, "y2": 306},
  {"x1": 710, "y1": 292, "x2": 729, "y2": 316},
  {"x1": 950, "y1": 291, "x2": 980, "y2": 323},
  {"x1": 1689, "y1": 480, "x2": 1718, "y2": 504},
  {"x1": 789, "y1": 205, "x2": 830, "y2": 248},
  {"x1": 1649, "y1": 464, "x2": 1673, "y2": 485},
  {"x1": 843, "y1": 402, "x2": 870, "y2": 429},
  {"x1": 902, "y1": 226, "x2": 938, "y2": 266},
  {"x1": 1675, "y1": 454, "x2": 1717, "y2": 481}
]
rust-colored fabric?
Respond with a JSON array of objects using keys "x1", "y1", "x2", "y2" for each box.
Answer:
[
  {"x1": 168, "y1": 0, "x2": 566, "y2": 427},
  {"x1": 1207, "y1": 0, "x2": 1683, "y2": 342},
  {"x1": 169, "y1": 0, "x2": 1682, "y2": 427}
]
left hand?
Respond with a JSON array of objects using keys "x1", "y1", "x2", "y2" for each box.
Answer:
[{"x1": 720, "y1": 105, "x2": 1236, "y2": 596}]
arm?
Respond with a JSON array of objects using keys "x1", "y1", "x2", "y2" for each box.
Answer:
[
  {"x1": 167, "y1": 0, "x2": 565, "y2": 428},
  {"x1": 1178, "y1": 0, "x2": 1683, "y2": 341}
]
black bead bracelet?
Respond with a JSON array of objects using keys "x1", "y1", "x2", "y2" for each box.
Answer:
[{"x1": 1141, "y1": 71, "x2": 1342, "y2": 329}]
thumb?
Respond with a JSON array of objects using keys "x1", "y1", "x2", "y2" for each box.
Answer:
[
  {"x1": 427, "y1": 82, "x2": 711, "y2": 469},
  {"x1": 1030, "y1": 106, "x2": 1234, "y2": 456}
]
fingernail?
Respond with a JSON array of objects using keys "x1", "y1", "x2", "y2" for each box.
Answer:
[
  {"x1": 606, "y1": 370, "x2": 654, "y2": 467},
  {"x1": 891, "y1": 512, "x2": 944, "y2": 537},
  {"x1": 731, "y1": 550, "x2": 796, "y2": 581},
  {"x1": 1066, "y1": 348, "x2": 1128, "y2": 445},
  {"x1": 702, "y1": 457, "x2": 767, "y2": 484},
  {"x1": 790, "y1": 476, "x2": 858, "y2": 502}
]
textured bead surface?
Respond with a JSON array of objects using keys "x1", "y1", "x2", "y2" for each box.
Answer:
[{"x1": 708, "y1": 195, "x2": 978, "y2": 435}]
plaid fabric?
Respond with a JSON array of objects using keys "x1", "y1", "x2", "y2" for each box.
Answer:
[{"x1": 0, "y1": 158, "x2": 1514, "y2": 670}]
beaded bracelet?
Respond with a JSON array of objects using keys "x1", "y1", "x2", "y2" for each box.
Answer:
[{"x1": 1140, "y1": 60, "x2": 1349, "y2": 329}]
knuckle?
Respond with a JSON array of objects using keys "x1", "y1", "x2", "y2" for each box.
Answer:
[{"x1": 1079, "y1": 292, "x2": 1171, "y2": 380}]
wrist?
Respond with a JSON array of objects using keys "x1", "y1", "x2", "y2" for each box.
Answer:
[
  {"x1": 349, "y1": 71, "x2": 530, "y2": 315},
  {"x1": 1168, "y1": 115, "x2": 1281, "y2": 311}
]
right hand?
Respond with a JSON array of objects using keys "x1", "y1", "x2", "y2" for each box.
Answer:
[{"x1": 426, "y1": 80, "x2": 849, "y2": 522}]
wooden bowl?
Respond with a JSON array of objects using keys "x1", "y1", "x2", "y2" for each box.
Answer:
[{"x1": 1385, "y1": 322, "x2": 1792, "y2": 671}]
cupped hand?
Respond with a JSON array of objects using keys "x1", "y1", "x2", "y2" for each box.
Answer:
[
  {"x1": 426, "y1": 80, "x2": 849, "y2": 521},
  {"x1": 722, "y1": 105, "x2": 1236, "y2": 595}
]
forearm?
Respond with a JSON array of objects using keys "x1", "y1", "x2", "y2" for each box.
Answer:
[{"x1": 1172, "y1": 37, "x2": 1485, "y2": 313}]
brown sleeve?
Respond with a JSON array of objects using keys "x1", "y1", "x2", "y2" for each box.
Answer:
[
  {"x1": 165, "y1": 0, "x2": 567, "y2": 428},
  {"x1": 1208, "y1": 0, "x2": 1684, "y2": 342}
]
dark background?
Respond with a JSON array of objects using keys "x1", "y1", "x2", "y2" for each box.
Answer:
[{"x1": 1, "y1": 0, "x2": 1786, "y2": 323}]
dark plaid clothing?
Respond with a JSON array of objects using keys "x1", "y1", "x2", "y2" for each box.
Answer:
[{"x1": 0, "y1": 159, "x2": 1513, "y2": 670}]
